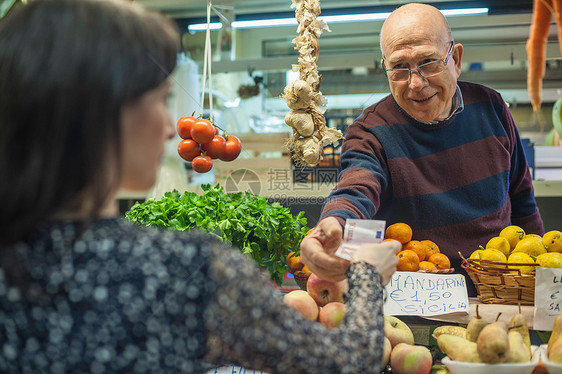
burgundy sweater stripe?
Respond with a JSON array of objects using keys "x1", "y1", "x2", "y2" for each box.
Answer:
[
  {"x1": 389, "y1": 136, "x2": 512, "y2": 197},
  {"x1": 320, "y1": 81, "x2": 544, "y2": 259}
]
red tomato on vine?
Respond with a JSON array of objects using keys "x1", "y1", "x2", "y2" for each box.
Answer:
[
  {"x1": 191, "y1": 119, "x2": 216, "y2": 144},
  {"x1": 219, "y1": 135, "x2": 242, "y2": 161},
  {"x1": 192, "y1": 155, "x2": 213, "y2": 173},
  {"x1": 177, "y1": 116, "x2": 197, "y2": 139},
  {"x1": 177, "y1": 139, "x2": 200, "y2": 161},
  {"x1": 201, "y1": 135, "x2": 226, "y2": 159}
]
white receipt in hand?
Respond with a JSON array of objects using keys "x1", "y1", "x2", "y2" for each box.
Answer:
[{"x1": 335, "y1": 219, "x2": 386, "y2": 261}]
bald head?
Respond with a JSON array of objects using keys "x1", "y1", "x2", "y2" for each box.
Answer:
[{"x1": 380, "y1": 3, "x2": 452, "y2": 57}]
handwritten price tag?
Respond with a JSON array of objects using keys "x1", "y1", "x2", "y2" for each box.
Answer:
[
  {"x1": 533, "y1": 267, "x2": 562, "y2": 331},
  {"x1": 384, "y1": 271, "x2": 469, "y2": 316}
]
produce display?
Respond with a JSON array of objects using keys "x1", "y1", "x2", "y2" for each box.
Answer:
[
  {"x1": 176, "y1": 115, "x2": 242, "y2": 173},
  {"x1": 385, "y1": 222, "x2": 452, "y2": 273},
  {"x1": 282, "y1": 274, "x2": 347, "y2": 328},
  {"x1": 384, "y1": 315, "x2": 436, "y2": 374},
  {"x1": 435, "y1": 308, "x2": 534, "y2": 364},
  {"x1": 282, "y1": 223, "x2": 562, "y2": 374},
  {"x1": 283, "y1": 274, "x2": 443, "y2": 373},
  {"x1": 125, "y1": 184, "x2": 309, "y2": 285},
  {"x1": 466, "y1": 226, "x2": 562, "y2": 273},
  {"x1": 282, "y1": 0, "x2": 343, "y2": 167}
]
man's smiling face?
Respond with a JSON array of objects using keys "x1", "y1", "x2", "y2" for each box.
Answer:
[{"x1": 380, "y1": 4, "x2": 462, "y2": 123}]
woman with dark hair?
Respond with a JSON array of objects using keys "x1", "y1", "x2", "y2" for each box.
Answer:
[{"x1": 0, "y1": 1, "x2": 400, "y2": 373}]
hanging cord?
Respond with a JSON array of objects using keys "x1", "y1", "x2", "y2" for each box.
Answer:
[{"x1": 200, "y1": 0, "x2": 214, "y2": 122}]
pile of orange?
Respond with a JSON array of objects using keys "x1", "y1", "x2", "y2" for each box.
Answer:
[
  {"x1": 286, "y1": 228, "x2": 315, "y2": 274},
  {"x1": 385, "y1": 222, "x2": 451, "y2": 272},
  {"x1": 286, "y1": 251, "x2": 310, "y2": 274}
]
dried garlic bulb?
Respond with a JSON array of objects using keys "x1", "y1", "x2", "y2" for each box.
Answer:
[
  {"x1": 283, "y1": 0, "x2": 343, "y2": 167},
  {"x1": 285, "y1": 110, "x2": 315, "y2": 137},
  {"x1": 298, "y1": 137, "x2": 322, "y2": 165}
]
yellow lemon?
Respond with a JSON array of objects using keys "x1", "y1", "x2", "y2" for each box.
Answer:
[
  {"x1": 513, "y1": 235, "x2": 547, "y2": 257},
  {"x1": 536, "y1": 252, "x2": 562, "y2": 268},
  {"x1": 543, "y1": 230, "x2": 562, "y2": 253},
  {"x1": 507, "y1": 252, "x2": 536, "y2": 275},
  {"x1": 469, "y1": 249, "x2": 484, "y2": 260},
  {"x1": 480, "y1": 248, "x2": 507, "y2": 268},
  {"x1": 485, "y1": 236, "x2": 511, "y2": 257},
  {"x1": 499, "y1": 225, "x2": 526, "y2": 251}
]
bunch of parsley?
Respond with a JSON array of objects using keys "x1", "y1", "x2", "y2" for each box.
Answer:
[{"x1": 125, "y1": 184, "x2": 309, "y2": 285}]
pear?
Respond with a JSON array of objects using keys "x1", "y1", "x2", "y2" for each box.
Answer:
[
  {"x1": 436, "y1": 334, "x2": 481, "y2": 363},
  {"x1": 505, "y1": 331, "x2": 531, "y2": 363},
  {"x1": 432, "y1": 325, "x2": 467, "y2": 339},
  {"x1": 466, "y1": 304, "x2": 488, "y2": 342},
  {"x1": 508, "y1": 305, "x2": 531, "y2": 357},
  {"x1": 549, "y1": 338, "x2": 562, "y2": 363},
  {"x1": 476, "y1": 314, "x2": 510, "y2": 363},
  {"x1": 548, "y1": 314, "x2": 562, "y2": 360}
]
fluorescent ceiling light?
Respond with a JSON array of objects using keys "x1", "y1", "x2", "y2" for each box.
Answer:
[
  {"x1": 441, "y1": 8, "x2": 488, "y2": 16},
  {"x1": 324, "y1": 12, "x2": 391, "y2": 23},
  {"x1": 187, "y1": 8, "x2": 488, "y2": 32},
  {"x1": 189, "y1": 22, "x2": 222, "y2": 31},
  {"x1": 234, "y1": 18, "x2": 297, "y2": 28}
]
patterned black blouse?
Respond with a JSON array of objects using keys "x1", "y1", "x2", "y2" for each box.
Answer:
[{"x1": 0, "y1": 218, "x2": 386, "y2": 373}]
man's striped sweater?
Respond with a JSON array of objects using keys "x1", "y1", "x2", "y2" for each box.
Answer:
[{"x1": 321, "y1": 81, "x2": 544, "y2": 262}]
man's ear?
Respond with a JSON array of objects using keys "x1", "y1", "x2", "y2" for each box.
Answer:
[{"x1": 452, "y1": 43, "x2": 463, "y2": 78}]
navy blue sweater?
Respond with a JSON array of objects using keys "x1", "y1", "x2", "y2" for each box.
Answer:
[{"x1": 321, "y1": 81, "x2": 544, "y2": 261}]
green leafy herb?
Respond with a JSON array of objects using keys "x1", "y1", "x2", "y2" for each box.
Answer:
[{"x1": 125, "y1": 184, "x2": 309, "y2": 285}]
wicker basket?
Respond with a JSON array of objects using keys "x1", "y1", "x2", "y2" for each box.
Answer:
[
  {"x1": 460, "y1": 251, "x2": 539, "y2": 305},
  {"x1": 292, "y1": 271, "x2": 311, "y2": 291}
]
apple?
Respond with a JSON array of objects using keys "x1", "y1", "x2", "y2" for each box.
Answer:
[
  {"x1": 318, "y1": 302, "x2": 346, "y2": 328},
  {"x1": 283, "y1": 290, "x2": 319, "y2": 321},
  {"x1": 384, "y1": 316, "x2": 414, "y2": 348},
  {"x1": 306, "y1": 272, "x2": 348, "y2": 307},
  {"x1": 390, "y1": 343, "x2": 432, "y2": 374},
  {"x1": 382, "y1": 336, "x2": 392, "y2": 367}
]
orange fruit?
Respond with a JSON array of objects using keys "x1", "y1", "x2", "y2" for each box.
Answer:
[
  {"x1": 419, "y1": 261, "x2": 438, "y2": 271},
  {"x1": 385, "y1": 223, "x2": 413, "y2": 244},
  {"x1": 300, "y1": 265, "x2": 310, "y2": 273},
  {"x1": 286, "y1": 251, "x2": 304, "y2": 273},
  {"x1": 421, "y1": 240, "x2": 440, "y2": 256},
  {"x1": 397, "y1": 249, "x2": 420, "y2": 272},
  {"x1": 403, "y1": 240, "x2": 428, "y2": 262},
  {"x1": 428, "y1": 253, "x2": 451, "y2": 270}
]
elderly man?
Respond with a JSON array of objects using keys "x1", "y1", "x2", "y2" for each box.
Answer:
[{"x1": 300, "y1": 3, "x2": 544, "y2": 290}]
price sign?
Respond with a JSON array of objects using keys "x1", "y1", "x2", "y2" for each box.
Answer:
[
  {"x1": 533, "y1": 267, "x2": 562, "y2": 331},
  {"x1": 384, "y1": 271, "x2": 469, "y2": 316}
]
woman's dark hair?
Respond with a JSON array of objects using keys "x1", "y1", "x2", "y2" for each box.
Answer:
[{"x1": 0, "y1": 0, "x2": 179, "y2": 244}]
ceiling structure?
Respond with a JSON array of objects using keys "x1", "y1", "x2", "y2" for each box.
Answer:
[
  {"x1": 135, "y1": 0, "x2": 561, "y2": 122},
  {"x1": 136, "y1": 0, "x2": 533, "y2": 20},
  {"x1": 136, "y1": 0, "x2": 541, "y2": 65},
  {"x1": 135, "y1": 0, "x2": 541, "y2": 72}
]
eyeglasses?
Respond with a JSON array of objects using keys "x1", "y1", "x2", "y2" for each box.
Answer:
[{"x1": 382, "y1": 41, "x2": 454, "y2": 82}]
